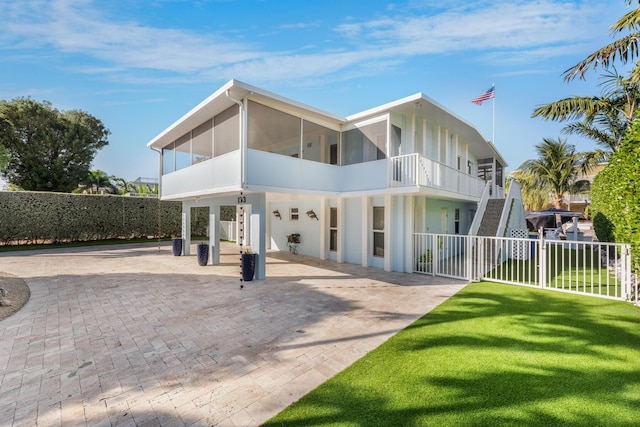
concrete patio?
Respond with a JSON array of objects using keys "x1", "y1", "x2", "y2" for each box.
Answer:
[{"x1": 0, "y1": 242, "x2": 467, "y2": 426}]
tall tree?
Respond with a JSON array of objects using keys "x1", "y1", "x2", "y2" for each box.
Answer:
[
  {"x1": 517, "y1": 138, "x2": 592, "y2": 209},
  {"x1": 563, "y1": 0, "x2": 640, "y2": 82},
  {"x1": 532, "y1": 68, "x2": 638, "y2": 158},
  {"x1": 0, "y1": 143, "x2": 8, "y2": 172},
  {"x1": 0, "y1": 98, "x2": 110, "y2": 192}
]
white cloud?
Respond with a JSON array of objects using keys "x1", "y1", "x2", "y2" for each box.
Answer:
[{"x1": 0, "y1": 0, "x2": 620, "y2": 84}]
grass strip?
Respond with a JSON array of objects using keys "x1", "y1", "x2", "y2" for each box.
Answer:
[{"x1": 264, "y1": 282, "x2": 640, "y2": 426}]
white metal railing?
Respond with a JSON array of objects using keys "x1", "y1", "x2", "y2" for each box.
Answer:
[
  {"x1": 390, "y1": 154, "x2": 485, "y2": 197},
  {"x1": 413, "y1": 233, "x2": 635, "y2": 303},
  {"x1": 413, "y1": 233, "x2": 469, "y2": 279},
  {"x1": 469, "y1": 182, "x2": 491, "y2": 237}
]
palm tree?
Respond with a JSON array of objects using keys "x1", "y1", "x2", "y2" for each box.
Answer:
[
  {"x1": 563, "y1": 0, "x2": 640, "y2": 82},
  {"x1": 82, "y1": 170, "x2": 117, "y2": 194},
  {"x1": 517, "y1": 138, "x2": 593, "y2": 209},
  {"x1": 509, "y1": 170, "x2": 548, "y2": 211},
  {"x1": 532, "y1": 69, "x2": 639, "y2": 158}
]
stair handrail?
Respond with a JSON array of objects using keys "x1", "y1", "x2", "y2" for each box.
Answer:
[
  {"x1": 469, "y1": 181, "x2": 491, "y2": 237},
  {"x1": 496, "y1": 178, "x2": 523, "y2": 238}
]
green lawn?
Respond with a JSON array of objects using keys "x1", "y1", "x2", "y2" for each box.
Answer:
[{"x1": 264, "y1": 282, "x2": 640, "y2": 426}]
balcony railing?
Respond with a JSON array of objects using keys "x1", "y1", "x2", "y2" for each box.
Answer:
[{"x1": 390, "y1": 153, "x2": 486, "y2": 197}]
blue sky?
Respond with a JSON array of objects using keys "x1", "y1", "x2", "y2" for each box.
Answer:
[{"x1": 0, "y1": 0, "x2": 632, "y2": 182}]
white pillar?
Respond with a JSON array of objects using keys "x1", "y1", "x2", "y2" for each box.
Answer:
[
  {"x1": 249, "y1": 193, "x2": 267, "y2": 280},
  {"x1": 384, "y1": 194, "x2": 392, "y2": 272},
  {"x1": 337, "y1": 197, "x2": 344, "y2": 263},
  {"x1": 361, "y1": 197, "x2": 369, "y2": 267},
  {"x1": 320, "y1": 197, "x2": 327, "y2": 260},
  {"x1": 405, "y1": 195, "x2": 414, "y2": 273},
  {"x1": 182, "y1": 205, "x2": 191, "y2": 255},
  {"x1": 209, "y1": 205, "x2": 220, "y2": 265}
]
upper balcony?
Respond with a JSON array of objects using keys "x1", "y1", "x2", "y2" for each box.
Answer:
[
  {"x1": 161, "y1": 150, "x2": 487, "y2": 201},
  {"x1": 151, "y1": 80, "x2": 506, "y2": 202}
]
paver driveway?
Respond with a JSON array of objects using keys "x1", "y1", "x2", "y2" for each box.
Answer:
[{"x1": 0, "y1": 242, "x2": 467, "y2": 426}]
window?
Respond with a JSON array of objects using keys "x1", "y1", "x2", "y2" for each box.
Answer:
[
  {"x1": 342, "y1": 120, "x2": 387, "y2": 165},
  {"x1": 373, "y1": 206, "x2": 384, "y2": 257},
  {"x1": 214, "y1": 105, "x2": 240, "y2": 157},
  {"x1": 302, "y1": 120, "x2": 340, "y2": 164},
  {"x1": 162, "y1": 141, "x2": 175, "y2": 175},
  {"x1": 192, "y1": 119, "x2": 213, "y2": 164},
  {"x1": 290, "y1": 207, "x2": 299, "y2": 221},
  {"x1": 248, "y1": 100, "x2": 301, "y2": 157},
  {"x1": 329, "y1": 207, "x2": 338, "y2": 251},
  {"x1": 174, "y1": 132, "x2": 191, "y2": 171}
]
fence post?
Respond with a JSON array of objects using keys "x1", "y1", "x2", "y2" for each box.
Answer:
[
  {"x1": 466, "y1": 234, "x2": 473, "y2": 281},
  {"x1": 539, "y1": 238, "x2": 546, "y2": 289},
  {"x1": 623, "y1": 244, "x2": 631, "y2": 301}
]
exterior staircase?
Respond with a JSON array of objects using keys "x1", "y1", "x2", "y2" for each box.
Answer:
[{"x1": 476, "y1": 199, "x2": 505, "y2": 237}]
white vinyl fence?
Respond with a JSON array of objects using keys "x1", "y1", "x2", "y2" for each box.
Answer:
[
  {"x1": 413, "y1": 233, "x2": 636, "y2": 303},
  {"x1": 219, "y1": 220, "x2": 237, "y2": 242}
]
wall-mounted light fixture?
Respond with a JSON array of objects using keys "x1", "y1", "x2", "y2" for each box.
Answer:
[
  {"x1": 306, "y1": 210, "x2": 318, "y2": 220},
  {"x1": 273, "y1": 209, "x2": 282, "y2": 220}
]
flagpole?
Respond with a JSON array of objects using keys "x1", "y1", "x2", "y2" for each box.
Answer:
[{"x1": 492, "y1": 82, "x2": 495, "y2": 144}]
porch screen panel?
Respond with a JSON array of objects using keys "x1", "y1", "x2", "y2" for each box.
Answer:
[
  {"x1": 342, "y1": 120, "x2": 387, "y2": 166},
  {"x1": 214, "y1": 105, "x2": 239, "y2": 157},
  {"x1": 162, "y1": 141, "x2": 175, "y2": 175},
  {"x1": 191, "y1": 119, "x2": 212, "y2": 164},
  {"x1": 248, "y1": 100, "x2": 301, "y2": 157},
  {"x1": 302, "y1": 120, "x2": 339, "y2": 164},
  {"x1": 174, "y1": 132, "x2": 191, "y2": 171}
]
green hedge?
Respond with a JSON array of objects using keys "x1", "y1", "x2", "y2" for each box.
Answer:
[
  {"x1": 590, "y1": 119, "x2": 640, "y2": 271},
  {"x1": 0, "y1": 191, "x2": 227, "y2": 245}
]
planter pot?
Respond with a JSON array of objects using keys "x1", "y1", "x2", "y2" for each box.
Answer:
[
  {"x1": 172, "y1": 238, "x2": 183, "y2": 256},
  {"x1": 197, "y1": 243, "x2": 209, "y2": 266},
  {"x1": 241, "y1": 253, "x2": 256, "y2": 281}
]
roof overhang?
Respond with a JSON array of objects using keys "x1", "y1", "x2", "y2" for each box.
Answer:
[{"x1": 147, "y1": 79, "x2": 346, "y2": 150}]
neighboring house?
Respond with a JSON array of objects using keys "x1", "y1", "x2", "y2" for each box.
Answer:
[
  {"x1": 132, "y1": 176, "x2": 159, "y2": 192},
  {"x1": 553, "y1": 163, "x2": 606, "y2": 213},
  {"x1": 148, "y1": 79, "x2": 514, "y2": 279}
]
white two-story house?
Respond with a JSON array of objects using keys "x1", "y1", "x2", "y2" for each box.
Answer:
[{"x1": 148, "y1": 80, "x2": 508, "y2": 279}]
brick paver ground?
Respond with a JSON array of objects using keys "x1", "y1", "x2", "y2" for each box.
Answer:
[{"x1": 0, "y1": 242, "x2": 467, "y2": 426}]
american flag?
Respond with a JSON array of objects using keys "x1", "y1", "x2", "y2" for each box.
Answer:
[{"x1": 471, "y1": 86, "x2": 495, "y2": 105}]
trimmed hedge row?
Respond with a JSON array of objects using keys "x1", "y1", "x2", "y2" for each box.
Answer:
[{"x1": 0, "y1": 191, "x2": 214, "y2": 245}]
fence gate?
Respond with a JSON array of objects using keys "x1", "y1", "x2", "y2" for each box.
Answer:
[{"x1": 413, "y1": 233, "x2": 635, "y2": 303}]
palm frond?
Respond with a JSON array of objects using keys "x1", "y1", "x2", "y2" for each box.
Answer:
[
  {"x1": 562, "y1": 33, "x2": 640, "y2": 81},
  {"x1": 611, "y1": 2, "x2": 640, "y2": 32},
  {"x1": 531, "y1": 96, "x2": 610, "y2": 121}
]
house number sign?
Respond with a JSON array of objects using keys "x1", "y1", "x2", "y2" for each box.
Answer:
[{"x1": 237, "y1": 196, "x2": 246, "y2": 204}]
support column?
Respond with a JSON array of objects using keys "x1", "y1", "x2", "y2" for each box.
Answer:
[
  {"x1": 384, "y1": 194, "x2": 392, "y2": 272},
  {"x1": 249, "y1": 193, "x2": 267, "y2": 280},
  {"x1": 405, "y1": 195, "x2": 414, "y2": 273},
  {"x1": 361, "y1": 197, "x2": 369, "y2": 267},
  {"x1": 319, "y1": 197, "x2": 327, "y2": 260},
  {"x1": 209, "y1": 204, "x2": 220, "y2": 265},
  {"x1": 337, "y1": 197, "x2": 344, "y2": 263},
  {"x1": 182, "y1": 204, "x2": 191, "y2": 255}
]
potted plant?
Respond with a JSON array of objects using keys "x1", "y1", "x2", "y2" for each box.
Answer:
[
  {"x1": 171, "y1": 234, "x2": 183, "y2": 256},
  {"x1": 241, "y1": 248, "x2": 256, "y2": 281},
  {"x1": 416, "y1": 249, "x2": 433, "y2": 272},
  {"x1": 197, "y1": 241, "x2": 209, "y2": 266}
]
